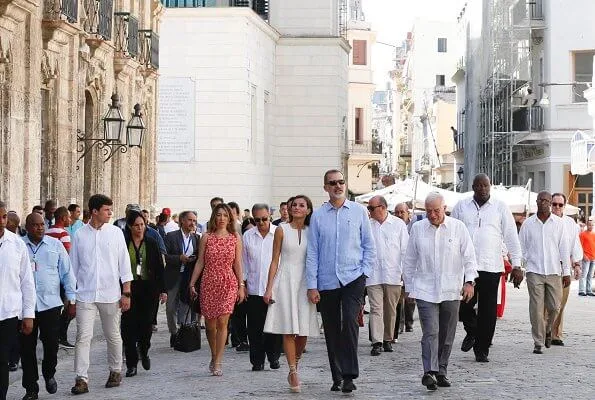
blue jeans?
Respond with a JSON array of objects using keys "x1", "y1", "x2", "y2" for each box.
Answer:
[{"x1": 579, "y1": 260, "x2": 595, "y2": 294}]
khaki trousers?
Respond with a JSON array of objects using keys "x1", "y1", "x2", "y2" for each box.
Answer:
[
  {"x1": 367, "y1": 284, "x2": 401, "y2": 343},
  {"x1": 526, "y1": 272, "x2": 562, "y2": 347},
  {"x1": 552, "y1": 280, "x2": 570, "y2": 340}
]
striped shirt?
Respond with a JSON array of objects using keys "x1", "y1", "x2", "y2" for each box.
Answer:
[{"x1": 46, "y1": 225, "x2": 71, "y2": 253}]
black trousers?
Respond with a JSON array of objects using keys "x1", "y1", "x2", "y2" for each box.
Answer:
[
  {"x1": 0, "y1": 317, "x2": 18, "y2": 400},
  {"x1": 319, "y1": 274, "x2": 366, "y2": 383},
  {"x1": 231, "y1": 301, "x2": 248, "y2": 346},
  {"x1": 121, "y1": 281, "x2": 160, "y2": 369},
  {"x1": 459, "y1": 271, "x2": 501, "y2": 357},
  {"x1": 19, "y1": 307, "x2": 61, "y2": 394},
  {"x1": 246, "y1": 296, "x2": 282, "y2": 367},
  {"x1": 59, "y1": 285, "x2": 74, "y2": 342},
  {"x1": 395, "y1": 290, "x2": 416, "y2": 338}
]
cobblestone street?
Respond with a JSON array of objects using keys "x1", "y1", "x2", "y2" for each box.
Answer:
[{"x1": 7, "y1": 281, "x2": 595, "y2": 399}]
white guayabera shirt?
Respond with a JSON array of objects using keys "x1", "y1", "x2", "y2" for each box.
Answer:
[
  {"x1": 519, "y1": 214, "x2": 570, "y2": 276},
  {"x1": 403, "y1": 216, "x2": 478, "y2": 303},
  {"x1": 451, "y1": 196, "x2": 522, "y2": 272},
  {"x1": 366, "y1": 214, "x2": 408, "y2": 287}
]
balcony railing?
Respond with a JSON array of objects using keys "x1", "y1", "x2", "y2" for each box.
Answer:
[
  {"x1": 139, "y1": 30, "x2": 159, "y2": 69},
  {"x1": 43, "y1": 0, "x2": 79, "y2": 23},
  {"x1": 455, "y1": 111, "x2": 466, "y2": 151},
  {"x1": 83, "y1": 0, "x2": 114, "y2": 41},
  {"x1": 349, "y1": 140, "x2": 382, "y2": 155},
  {"x1": 512, "y1": 105, "x2": 544, "y2": 132},
  {"x1": 114, "y1": 12, "x2": 139, "y2": 58}
]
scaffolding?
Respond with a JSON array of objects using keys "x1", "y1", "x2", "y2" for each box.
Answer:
[{"x1": 477, "y1": 0, "x2": 544, "y2": 185}]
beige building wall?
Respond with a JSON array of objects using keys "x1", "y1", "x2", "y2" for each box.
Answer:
[{"x1": 0, "y1": 0, "x2": 162, "y2": 217}]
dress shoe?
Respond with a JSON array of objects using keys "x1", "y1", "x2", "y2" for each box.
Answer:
[
  {"x1": 370, "y1": 342, "x2": 382, "y2": 356},
  {"x1": 22, "y1": 392, "x2": 38, "y2": 400},
  {"x1": 71, "y1": 378, "x2": 89, "y2": 395},
  {"x1": 45, "y1": 376, "x2": 58, "y2": 394},
  {"x1": 383, "y1": 341, "x2": 394, "y2": 352},
  {"x1": 341, "y1": 379, "x2": 357, "y2": 393},
  {"x1": 588, "y1": 292, "x2": 595, "y2": 296},
  {"x1": 436, "y1": 375, "x2": 451, "y2": 387},
  {"x1": 475, "y1": 354, "x2": 489, "y2": 363},
  {"x1": 330, "y1": 381, "x2": 342, "y2": 391},
  {"x1": 422, "y1": 373, "x2": 437, "y2": 391},
  {"x1": 125, "y1": 367, "x2": 137, "y2": 377},
  {"x1": 533, "y1": 345, "x2": 543, "y2": 354},
  {"x1": 140, "y1": 353, "x2": 151, "y2": 371},
  {"x1": 236, "y1": 342, "x2": 249, "y2": 352},
  {"x1": 59, "y1": 339, "x2": 75, "y2": 349},
  {"x1": 170, "y1": 334, "x2": 176, "y2": 348},
  {"x1": 545, "y1": 332, "x2": 552, "y2": 348},
  {"x1": 405, "y1": 326, "x2": 413, "y2": 332},
  {"x1": 579, "y1": 292, "x2": 587, "y2": 296},
  {"x1": 252, "y1": 364, "x2": 264, "y2": 371},
  {"x1": 8, "y1": 362, "x2": 18, "y2": 372},
  {"x1": 152, "y1": 325, "x2": 158, "y2": 332},
  {"x1": 105, "y1": 371, "x2": 122, "y2": 388},
  {"x1": 551, "y1": 339, "x2": 564, "y2": 346},
  {"x1": 270, "y1": 360, "x2": 280, "y2": 370},
  {"x1": 461, "y1": 334, "x2": 475, "y2": 352}
]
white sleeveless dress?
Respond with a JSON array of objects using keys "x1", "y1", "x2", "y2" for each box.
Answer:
[{"x1": 264, "y1": 223, "x2": 319, "y2": 337}]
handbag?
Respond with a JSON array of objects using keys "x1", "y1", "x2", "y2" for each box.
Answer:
[{"x1": 173, "y1": 301, "x2": 201, "y2": 352}]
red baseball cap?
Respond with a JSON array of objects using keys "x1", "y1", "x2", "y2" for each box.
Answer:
[{"x1": 161, "y1": 208, "x2": 171, "y2": 216}]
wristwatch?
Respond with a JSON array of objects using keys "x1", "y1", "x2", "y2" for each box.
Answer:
[
  {"x1": 465, "y1": 281, "x2": 476, "y2": 287},
  {"x1": 121, "y1": 292, "x2": 131, "y2": 298}
]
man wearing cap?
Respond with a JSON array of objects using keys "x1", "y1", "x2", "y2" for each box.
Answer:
[{"x1": 162, "y1": 208, "x2": 179, "y2": 234}]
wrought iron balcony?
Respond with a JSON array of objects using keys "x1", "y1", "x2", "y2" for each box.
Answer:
[
  {"x1": 43, "y1": 0, "x2": 79, "y2": 23},
  {"x1": 83, "y1": 0, "x2": 114, "y2": 41},
  {"x1": 139, "y1": 30, "x2": 159, "y2": 69},
  {"x1": 349, "y1": 140, "x2": 382, "y2": 155},
  {"x1": 114, "y1": 12, "x2": 139, "y2": 58},
  {"x1": 512, "y1": 105, "x2": 544, "y2": 132}
]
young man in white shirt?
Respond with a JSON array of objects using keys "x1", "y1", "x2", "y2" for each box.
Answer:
[
  {"x1": 519, "y1": 191, "x2": 570, "y2": 355},
  {"x1": 243, "y1": 204, "x2": 282, "y2": 371},
  {"x1": 0, "y1": 202, "x2": 36, "y2": 400},
  {"x1": 451, "y1": 173, "x2": 523, "y2": 362},
  {"x1": 366, "y1": 195, "x2": 408, "y2": 355},
  {"x1": 69, "y1": 194, "x2": 133, "y2": 395},
  {"x1": 403, "y1": 192, "x2": 478, "y2": 391}
]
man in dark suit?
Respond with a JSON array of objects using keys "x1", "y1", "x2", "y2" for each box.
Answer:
[{"x1": 164, "y1": 211, "x2": 199, "y2": 347}]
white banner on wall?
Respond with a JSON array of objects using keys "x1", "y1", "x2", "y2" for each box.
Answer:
[{"x1": 157, "y1": 77, "x2": 196, "y2": 162}]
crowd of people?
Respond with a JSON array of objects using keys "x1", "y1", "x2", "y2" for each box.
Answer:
[{"x1": 0, "y1": 169, "x2": 593, "y2": 399}]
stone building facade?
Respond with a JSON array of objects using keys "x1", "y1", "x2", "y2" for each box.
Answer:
[{"x1": 0, "y1": 0, "x2": 162, "y2": 217}]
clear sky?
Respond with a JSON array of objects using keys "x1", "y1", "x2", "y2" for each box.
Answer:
[{"x1": 363, "y1": 0, "x2": 467, "y2": 87}]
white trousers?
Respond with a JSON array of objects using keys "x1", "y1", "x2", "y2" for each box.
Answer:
[{"x1": 74, "y1": 301, "x2": 122, "y2": 381}]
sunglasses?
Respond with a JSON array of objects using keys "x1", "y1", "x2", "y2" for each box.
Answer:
[
  {"x1": 326, "y1": 179, "x2": 346, "y2": 186},
  {"x1": 367, "y1": 205, "x2": 383, "y2": 212},
  {"x1": 551, "y1": 202, "x2": 565, "y2": 207},
  {"x1": 254, "y1": 217, "x2": 269, "y2": 223}
]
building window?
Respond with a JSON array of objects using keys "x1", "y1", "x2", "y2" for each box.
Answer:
[
  {"x1": 353, "y1": 40, "x2": 367, "y2": 65},
  {"x1": 573, "y1": 51, "x2": 595, "y2": 102},
  {"x1": 355, "y1": 108, "x2": 363, "y2": 144},
  {"x1": 538, "y1": 170, "x2": 546, "y2": 191},
  {"x1": 437, "y1": 38, "x2": 447, "y2": 53},
  {"x1": 436, "y1": 74, "x2": 445, "y2": 86}
]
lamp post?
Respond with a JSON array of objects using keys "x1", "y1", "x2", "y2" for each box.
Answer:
[{"x1": 127, "y1": 103, "x2": 146, "y2": 147}]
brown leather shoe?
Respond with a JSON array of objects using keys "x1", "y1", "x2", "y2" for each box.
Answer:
[
  {"x1": 71, "y1": 378, "x2": 89, "y2": 395},
  {"x1": 105, "y1": 371, "x2": 122, "y2": 388}
]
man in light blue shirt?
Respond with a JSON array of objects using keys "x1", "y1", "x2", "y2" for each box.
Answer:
[
  {"x1": 66, "y1": 204, "x2": 84, "y2": 237},
  {"x1": 20, "y1": 212, "x2": 76, "y2": 399},
  {"x1": 306, "y1": 169, "x2": 376, "y2": 393}
]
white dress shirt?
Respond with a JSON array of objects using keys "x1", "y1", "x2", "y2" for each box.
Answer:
[
  {"x1": 367, "y1": 214, "x2": 409, "y2": 286},
  {"x1": 519, "y1": 214, "x2": 570, "y2": 276},
  {"x1": 70, "y1": 222, "x2": 133, "y2": 303},
  {"x1": 164, "y1": 219, "x2": 179, "y2": 234},
  {"x1": 242, "y1": 225, "x2": 275, "y2": 296},
  {"x1": 403, "y1": 216, "x2": 478, "y2": 303},
  {"x1": 561, "y1": 215, "x2": 583, "y2": 263},
  {"x1": 0, "y1": 230, "x2": 36, "y2": 320},
  {"x1": 451, "y1": 196, "x2": 522, "y2": 272}
]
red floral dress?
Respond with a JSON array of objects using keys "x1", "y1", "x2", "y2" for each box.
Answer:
[{"x1": 200, "y1": 233, "x2": 238, "y2": 319}]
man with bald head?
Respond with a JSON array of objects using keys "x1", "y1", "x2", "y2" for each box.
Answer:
[
  {"x1": 366, "y1": 195, "x2": 408, "y2": 355},
  {"x1": 19, "y1": 213, "x2": 76, "y2": 399},
  {"x1": 519, "y1": 190, "x2": 570, "y2": 354},
  {"x1": 7, "y1": 211, "x2": 25, "y2": 236},
  {"x1": 0, "y1": 203, "x2": 35, "y2": 400},
  {"x1": 451, "y1": 173, "x2": 523, "y2": 362},
  {"x1": 403, "y1": 192, "x2": 477, "y2": 390}
]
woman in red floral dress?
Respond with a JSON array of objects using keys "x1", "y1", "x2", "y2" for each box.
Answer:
[{"x1": 190, "y1": 203, "x2": 246, "y2": 376}]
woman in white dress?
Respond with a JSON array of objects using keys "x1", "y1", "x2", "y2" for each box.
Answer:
[{"x1": 263, "y1": 195, "x2": 318, "y2": 393}]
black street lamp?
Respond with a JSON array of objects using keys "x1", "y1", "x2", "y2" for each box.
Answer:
[
  {"x1": 103, "y1": 93, "x2": 126, "y2": 142},
  {"x1": 126, "y1": 103, "x2": 145, "y2": 148}
]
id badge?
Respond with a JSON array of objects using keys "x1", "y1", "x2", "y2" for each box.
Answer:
[
  {"x1": 136, "y1": 264, "x2": 142, "y2": 276},
  {"x1": 31, "y1": 261, "x2": 37, "y2": 272}
]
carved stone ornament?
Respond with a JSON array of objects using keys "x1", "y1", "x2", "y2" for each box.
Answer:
[{"x1": 41, "y1": 50, "x2": 58, "y2": 85}]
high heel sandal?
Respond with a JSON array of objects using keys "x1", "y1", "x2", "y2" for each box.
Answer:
[
  {"x1": 209, "y1": 360, "x2": 214, "y2": 374},
  {"x1": 288, "y1": 365, "x2": 301, "y2": 393},
  {"x1": 212, "y1": 363, "x2": 223, "y2": 377}
]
